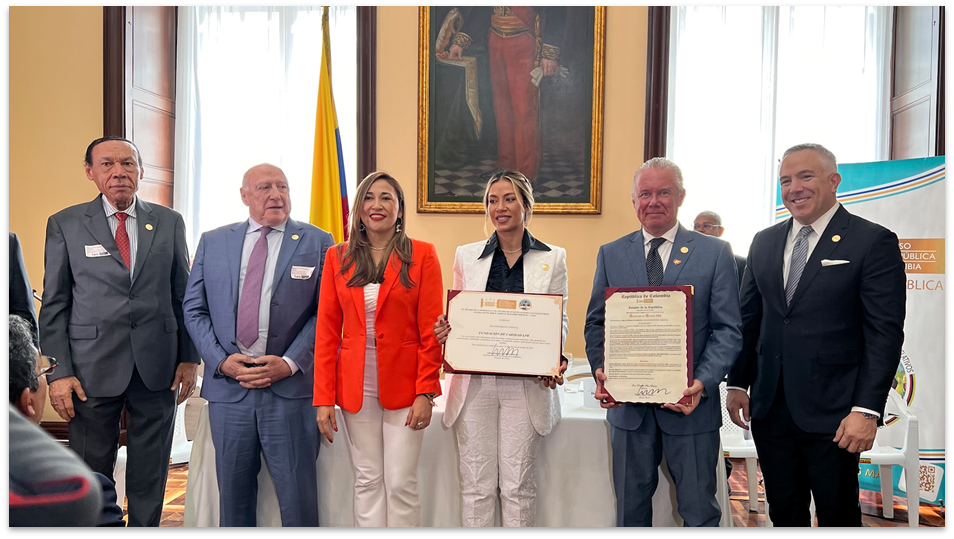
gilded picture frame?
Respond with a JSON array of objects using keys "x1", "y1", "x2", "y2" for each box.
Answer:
[{"x1": 417, "y1": 6, "x2": 606, "y2": 214}]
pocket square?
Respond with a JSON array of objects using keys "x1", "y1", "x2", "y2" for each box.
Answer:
[{"x1": 821, "y1": 259, "x2": 850, "y2": 267}]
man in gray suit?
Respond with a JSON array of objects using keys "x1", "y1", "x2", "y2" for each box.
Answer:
[
  {"x1": 40, "y1": 136, "x2": 199, "y2": 526},
  {"x1": 584, "y1": 157, "x2": 742, "y2": 526},
  {"x1": 183, "y1": 164, "x2": 334, "y2": 526}
]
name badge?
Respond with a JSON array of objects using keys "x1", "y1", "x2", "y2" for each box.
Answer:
[
  {"x1": 85, "y1": 244, "x2": 110, "y2": 258},
  {"x1": 291, "y1": 266, "x2": 316, "y2": 280}
]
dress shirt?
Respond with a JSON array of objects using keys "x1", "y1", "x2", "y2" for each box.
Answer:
[
  {"x1": 478, "y1": 229, "x2": 551, "y2": 293},
  {"x1": 731, "y1": 203, "x2": 877, "y2": 418},
  {"x1": 782, "y1": 202, "x2": 840, "y2": 288},
  {"x1": 642, "y1": 222, "x2": 680, "y2": 272},
  {"x1": 102, "y1": 196, "x2": 138, "y2": 277},
  {"x1": 236, "y1": 218, "x2": 298, "y2": 375}
]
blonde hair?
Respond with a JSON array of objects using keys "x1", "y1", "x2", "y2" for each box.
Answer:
[
  {"x1": 339, "y1": 171, "x2": 415, "y2": 288},
  {"x1": 482, "y1": 170, "x2": 534, "y2": 237}
]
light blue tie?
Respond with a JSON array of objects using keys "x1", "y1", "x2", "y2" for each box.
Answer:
[{"x1": 785, "y1": 226, "x2": 813, "y2": 305}]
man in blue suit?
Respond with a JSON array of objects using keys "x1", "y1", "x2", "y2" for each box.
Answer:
[
  {"x1": 183, "y1": 164, "x2": 335, "y2": 526},
  {"x1": 584, "y1": 157, "x2": 742, "y2": 526}
]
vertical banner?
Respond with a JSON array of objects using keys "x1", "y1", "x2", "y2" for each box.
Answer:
[{"x1": 776, "y1": 156, "x2": 946, "y2": 506}]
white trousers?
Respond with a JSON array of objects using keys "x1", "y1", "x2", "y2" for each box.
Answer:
[
  {"x1": 341, "y1": 396, "x2": 425, "y2": 527},
  {"x1": 455, "y1": 376, "x2": 541, "y2": 527}
]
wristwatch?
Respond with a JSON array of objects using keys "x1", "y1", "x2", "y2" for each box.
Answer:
[{"x1": 860, "y1": 412, "x2": 877, "y2": 420}]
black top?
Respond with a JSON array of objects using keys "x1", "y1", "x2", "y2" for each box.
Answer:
[{"x1": 478, "y1": 229, "x2": 551, "y2": 293}]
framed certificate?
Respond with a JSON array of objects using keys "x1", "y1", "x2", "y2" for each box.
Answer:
[
  {"x1": 442, "y1": 290, "x2": 564, "y2": 377},
  {"x1": 602, "y1": 286, "x2": 694, "y2": 405}
]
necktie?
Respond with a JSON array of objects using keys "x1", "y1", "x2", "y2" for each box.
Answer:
[
  {"x1": 646, "y1": 237, "x2": 666, "y2": 287},
  {"x1": 785, "y1": 225, "x2": 813, "y2": 305},
  {"x1": 114, "y1": 212, "x2": 131, "y2": 270},
  {"x1": 237, "y1": 226, "x2": 272, "y2": 349}
]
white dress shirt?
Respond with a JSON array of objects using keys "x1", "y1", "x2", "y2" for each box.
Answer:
[
  {"x1": 642, "y1": 222, "x2": 680, "y2": 272},
  {"x1": 236, "y1": 218, "x2": 299, "y2": 375},
  {"x1": 102, "y1": 195, "x2": 138, "y2": 276}
]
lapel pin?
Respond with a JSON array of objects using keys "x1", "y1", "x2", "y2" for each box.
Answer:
[
  {"x1": 542, "y1": 264, "x2": 550, "y2": 271},
  {"x1": 291, "y1": 234, "x2": 300, "y2": 240},
  {"x1": 145, "y1": 224, "x2": 153, "y2": 231},
  {"x1": 680, "y1": 247, "x2": 688, "y2": 254},
  {"x1": 673, "y1": 259, "x2": 682, "y2": 265},
  {"x1": 832, "y1": 235, "x2": 841, "y2": 243}
]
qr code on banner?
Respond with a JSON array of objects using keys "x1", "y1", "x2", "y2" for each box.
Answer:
[
  {"x1": 900, "y1": 462, "x2": 943, "y2": 502},
  {"x1": 920, "y1": 465, "x2": 937, "y2": 494}
]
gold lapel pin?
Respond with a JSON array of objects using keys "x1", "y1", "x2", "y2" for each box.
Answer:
[
  {"x1": 832, "y1": 235, "x2": 841, "y2": 243},
  {"x1": 145, "y1": 224, "x2": 154, "y2": 231},
  {"x1": 680, "y1": 247, "x2": 689, "y2": 254},
  {"x1": 673, "y1": 259, "x2": 682, "y2": 265},
  {"x1": 291, "y1": 234, "x2": 300, "y2": 240},
  {"x1": 542, "y1": 264, "x2": 550, "y2": 271}
]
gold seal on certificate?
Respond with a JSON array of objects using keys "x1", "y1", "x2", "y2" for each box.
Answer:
[
  {"x1": 442, "y1": 290, "x2": 564, "y2": 377},
  {"x1": 602, "y1": 286, "x2": 694, "y2": 405}
]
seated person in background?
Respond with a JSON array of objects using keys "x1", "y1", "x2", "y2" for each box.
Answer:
[
  {"x1": 8, "y1": 314, "x2": 125, "y2": 527},
  {"x1": 694, "y1": 211, "x2": 746, "y2": 285}
]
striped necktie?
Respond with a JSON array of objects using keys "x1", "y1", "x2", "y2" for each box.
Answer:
[{"x1": 785, "y1": 226, "x2": 813, "y2": 305}]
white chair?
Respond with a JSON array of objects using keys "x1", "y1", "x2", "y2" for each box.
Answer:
[
  {"x1": 860, "y1": 390, "x2": 920, "y2": 527},
  {"x1": 718, "y1": 382, "x2": 761, "y2": 513},
  {"x1": 170, "y1": 375, "x2": 203, "y2": 465}
]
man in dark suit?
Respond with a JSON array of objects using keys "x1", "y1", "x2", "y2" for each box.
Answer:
[
  {"x1": 183, "y1": 164, "x2": 334, "y2": 526},
  {"x1": 39, "y1": 136, "x2": 199, "y2": 526},
  {"x1": 585, "y1": 157, "x2": 742, "y2": 526},
  {"x1": 10, "y1": 232, "x2": 38, "y2": 346},
  {"x1": 694, "y1": 211, "x2": 746, "y2": 285},
  {"x1": 725, "y1": 143, "x2": 906, "y2": 526},
  {"x1": 9, "y1": 314, "x2": 125, "y2": 527}
]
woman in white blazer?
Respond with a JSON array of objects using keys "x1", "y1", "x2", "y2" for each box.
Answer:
[{"x1": 434, "y1": 170, "x2": 568, "y2": 527}]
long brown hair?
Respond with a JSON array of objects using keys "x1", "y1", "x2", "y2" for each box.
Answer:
[{"x1": 339, "y1": 171, "x2": 415, "y2": 288}]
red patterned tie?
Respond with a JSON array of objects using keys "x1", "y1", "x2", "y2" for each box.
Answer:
[{"x1": 115, "y1": 212, "x2": 131, "y2": 270}]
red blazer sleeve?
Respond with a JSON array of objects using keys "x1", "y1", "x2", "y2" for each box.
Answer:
[
  {"x1": 414, "y1": 241, "x2": 444, "y2": 396},
  {"x1": 313, "y1": 245, "x2": 343, "y2": 406}
]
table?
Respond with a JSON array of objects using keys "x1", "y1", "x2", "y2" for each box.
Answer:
[{"x1": 184, "y1": 384, "x2": 731, "y2": 527}]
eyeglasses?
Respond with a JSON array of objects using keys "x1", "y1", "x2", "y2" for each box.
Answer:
[
  {"x1": 693, "y1": 223, "x2": 723, "y2": 231},
  {"x1": 36, "y1": 355, "x2": 57, "y2": 378}
]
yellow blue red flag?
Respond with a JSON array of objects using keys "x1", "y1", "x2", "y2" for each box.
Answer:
[{"x1": 310, "y1": 6, "x2": 349, "y2": 243}]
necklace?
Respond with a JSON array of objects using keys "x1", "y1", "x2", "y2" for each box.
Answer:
[
  {"x1": 370, "y1": 246, "x2": 387, "y2": 251},
  {"x1": 502, "y1": 247, "x2": 522, "y2": 254}
]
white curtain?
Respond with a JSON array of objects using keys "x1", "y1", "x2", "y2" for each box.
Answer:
[
  {"x1": 666, "y1": 6, "x2": 892, "y2": 256},
  {"x1": 174, "y1": 6, "x2": 357, "y2": 252}
]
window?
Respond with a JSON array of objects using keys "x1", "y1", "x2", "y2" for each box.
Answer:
[
  {"x1": 174, "y1": 6, "x2": 358, "y2": 249},
  {"x1": 664, "y1": 6, "x2": 892, "y2": 255}
]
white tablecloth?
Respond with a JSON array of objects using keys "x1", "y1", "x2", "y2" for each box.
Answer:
[{"x1": 184, "y1": 384, "x2": 731, "y2": 527}]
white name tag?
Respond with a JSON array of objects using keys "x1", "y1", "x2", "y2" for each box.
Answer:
[
  {"x1": 85, "y1": 244, "x2": 110, "y2": 258},
  {"x1": 291, "y1": 266, "x2": 316, "y2": 280}
]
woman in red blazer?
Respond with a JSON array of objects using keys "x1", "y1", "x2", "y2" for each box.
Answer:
[{"x1": 313, "y1": 172, "x2": 443, "y2": 527}]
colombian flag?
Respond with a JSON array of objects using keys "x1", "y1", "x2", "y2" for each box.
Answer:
[{"x1": 310, "y1": 6, "x2": 349, "y2": 243}]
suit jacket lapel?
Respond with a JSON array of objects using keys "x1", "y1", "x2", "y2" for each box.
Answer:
[
  {"x1": 662, "y1": 225, "x2": 694, "y2": 286},
  {"x1": 787, "y1": 206, "x2": 850, "y2": 311},
  {"x1": 271, "y1": 219, "x2": 304, "y2": 294},
  {"x1": 82, "y1": 196, "x2": 129, "y2": 278},
  {"x1": 469, "y1": 250, "x2": 493, "y2": 291},
  {"x1": 227, "y1": 222, "x2": 247, "y2": 313},
  {"x1": 626, "y1": 230, "x2": 649, "y2": 286},
  {"x1": 130, "y1": 198, "x2": 157, "y2": 287},
  {"x1": 768, "y1": 219, "x2": 791, "y2": 311},
  {"x1": 374, "y1": 253, "x2": 401, "y2": 326}
]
